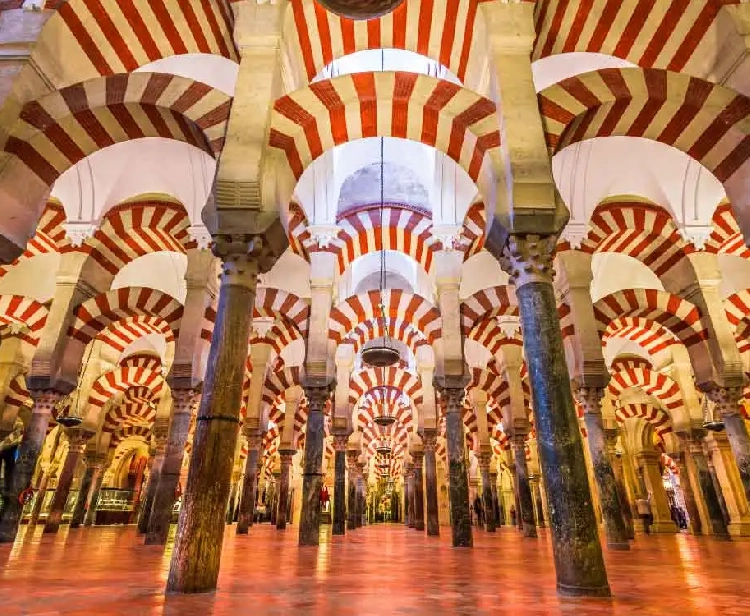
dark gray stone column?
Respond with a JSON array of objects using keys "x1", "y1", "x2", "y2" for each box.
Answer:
[
  {"x1": 146, "y1": 392, "x2": 196, "y2": 545},
  {"x1": 0, "y1": 391, "x2": 60, "y2": 542},
  {"x1": 28, "y1": 468, "x2": 53, "y2": 527},
  {"x1": 422, "y1": 429, "x2": 440, "y2": 536},
  {"x1": 138, "y1": 421, "x2": 169, "y2": 534},
  {"x1": 357, "y1": 463, "x2": 367, "y2": 526},
  {"x1": 575, "y1": 387, "x2": 630, "y2": 550},
  {"x1": 532, "y1": 477, "x2": 546, "y2": 527},
  {"x1": 69, "y1": 457, "x2": 97, "y2": 528},
  {"x1": 500, "y1": 234, "x2": 610, "y2": 597},
  {"x1": 167, "y1": 237, "x2": 267, "y2": 594},
  {"x1": 479, "y1": 453, "x2": 495, "y2": 532},
  {"x1": 403, "y1": 469, "x2": 411, "y2": 526},
  {"x1": 412, "y1": 451, "x2": 425, "y2": 531},
  {"x1": 511, "y1": 433, "x2": 537, "y2": 538},
  {"x1": 684, "y1": 432, "x2": 729, "y2": 538},
  {"x1": 435, "y1": 378, "x2": 472, "y2": 547},
  {"x1": 706, "y1": 387, "x2": 750, "y2": 505},
  {"x1": 406, "y1": 464, "x2": 416, "y2": 528},
  {"x1": 332, "y1": 434, "x2": 348, "y2": 535},
  {"x1": 674, "y1": 447, "x2": 702, "y2": 535},
  {"x1": 298, "y1": 378, "x2": 334, "y2": 546},
  {"x1": 605, "y1": 429, "x2": 634, "y2": 540},
  {"x1": 236, "y1": 428, "x2": 262, "y2": 534},
  {"x1": 84, "y1": 462, "x2": 106, "y2": 527},
  {"x1": 276, "y1": 449, "x2": 294, "y2": 530},
  {"x1": 490, "y1": 470, "x2": 501, "y2": 526},
  {"x1": 706, "y1": 449, "x2": 732, "y2": 531},
  {"x1": 44, "y1": 429, "x2": 91, "y2": 534},
  {"x1": 346, "y1": 451, "x2": 358, "y2": 530}
]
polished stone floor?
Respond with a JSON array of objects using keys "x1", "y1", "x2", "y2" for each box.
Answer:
[{"x1": 0, "y1": 522, "x2": 747, "y2": 615}]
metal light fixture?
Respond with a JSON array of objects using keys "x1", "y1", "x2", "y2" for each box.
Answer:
[
  {"x1": 375, "y1": 438, "x2": 392, "y2": 456},
  {"x1": 373, "y1": 388, "x2": 397, "y2": 427},
  {"x1": 56, "y1": 394, "x2": 82, "y2": 428},
  {"x1": 702, "y1": 395, "x2": 725, "y2": 433},
  {"x1": 362, "y1": 136, "x2": 399, "y2": 370},
  {"x1": 315, "y1": 0, "x2": 404, "y2": 21}
]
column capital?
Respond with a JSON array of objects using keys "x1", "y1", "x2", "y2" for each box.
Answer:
[
  {"x1": 572, "y1": 386, "x2": 605, "y2": 415},
  {"x1": 84, "y1": 451, "x2": 106, "y2": 470},
  {"x1": 65, "y1": 428, "x2": 93, "y2": 452},
  {"x1": 421, "y1": 428, "x2": 438, "y2": 452},
  {"x1": 152, "y1": 417, "x2": 170, "y2": 451},
  {"x1": 30, "y1": 389, "x2": 64, "y2": 414},
  {"x1": 346, "y1": 450, "x2": 360, "y2": 467},
  {"x1": 279, "y1": 448, "x2": 296, "y2": 460},
  {"x1": 510, "y1": 431, "x2": 527, "y2": 451},
  {"x1": 243, "y1": 428, "x2": 263, "y2": 450},
  {"x1": 478, "y1": 452, "x2": 492, "y2": 470},
  {"x1": 433, "y1": 376, "x2": 468, "y2": 413},
  {"x1": 411, "y1": 450, "x2": 424, "y2": 465},
  {"x1": 332, "y1": 433, "x2": 349, "y2": 452},
  {"x1": 499, "y1": 234, "x2": 558, "y2": 289},
  {"x1": 172, "y1": 388, "x2": 201, "y2": 415},
  {"x1": 302, "y1": 377, "x2": 336, "y2": 413},
  {"x1": 704, "y1": 386, "x2": 744, "y2": 418}
]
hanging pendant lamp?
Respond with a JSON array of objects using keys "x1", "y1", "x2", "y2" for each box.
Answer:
[
  {"x1": 702, "y1": 395, "x2": 725, "y2": 433},
  {"x1": 373, "y1": 387, "x2": 397, "y2": 427},
  {"x1": 56, "y1": 343, "x2": 96, "y2": 428},
  {"x1": 375, "y1": 437, "x2": 392, "y2": 456},
  {"x1": 362, "y1": 136, "x2": 399, "y2": 369},
  {"x1": 315, "y1": 0, "x2": 403, "y2": 21}
]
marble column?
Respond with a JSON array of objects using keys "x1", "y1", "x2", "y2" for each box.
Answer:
[
  {"x1": 145, "y1": 392, "x2": 196, "y2": 545},
  {"x1": 674, "y1": 448, "x2": 702, "y2": 535},
  {"x1": 423, "y1": 429, "x2": 440, "y2": 536},
  {"x1": 683, "y1": 432, "x2": 728, "y2": 538},
  {"x1": 84, "y1": 463, "x2": 106, "y2": 527},
  {"x1": 276, "y1": 449, "x2": 294, "y2": 530},
  {"x1": 298, "y1": 379, "x2": 334, "y2": 546},
  {"x1": 575, "y1": 387, "x2": 630, "y2": 550},
  {"x1": 357, "y1": 464, "x2": 367, "y2": 527},
  {"x1": 706, "y1": 446, "x2": 732, "y2": 537},
  {"x1": 490, "y1": 470, "x2": 501, "y2": 527},
  {"x1": 332, "y1": 434, "x2": 348, "y2": 535},
  {"x1": 511, "y1": 434, "x2": 537, "y2": 538},
  {"x1": 69, "y1": 456, "x2": 97, "y2": 528},
  {"x1": 406, "y1": 464, "x2": 416, "y2": 528},
  {"x1": 412, "y1": 452, "x2": 425, "y2": 531},
  {"x1": 346, "y1": 451, "x2": 358, "y2": 530},
  {"x1": 637, "y1": 451, "x2": 677, "y2": 532},
  {"x1": 479, "y1": 453, "x2": 495, "y2": 532},
  {"x1": 44, "y1": 429, "x2": 91, "y2": 534},
  {"x1": 167, "y1": 238, "x2": 262, "y2": 594},
  {"x1": 0, "y1": 391, "x2": 60, "y2": 542},
  {"x1": 435, "y1": 379, "x2": 472, "y2": 547},
  {"x1": 706, "y1": 386, "x2": 750, "y2": 504},
  {"x1": 403, "y1": 468, "x2": 411, "y2": 527},
  {"x1": 501, "y1": 235, "x2": 609, "y2": 596},
  {"x1": 531, "y1": 478, "x2": 546, "y2": 527},
  {"x1": 605, "y1": 429, "x2": 635, "y2": 540},
  {"x1": 236, "y1": 429, "x2": 262, "y2": 534},
  {"x1": 137, "y1": 421, "x2": 169, "y2": 534},
  {"x1": 28, "y1": 465, "x2": 55, "y2": 527}
]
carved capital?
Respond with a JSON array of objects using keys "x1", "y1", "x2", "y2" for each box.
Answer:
[
  {"x1": 30, "y1": 390, "x2": 63, "y2": 414},
  {"x1": 302, "y1": 377, "x2": 336, "y2": 414},
  {"x1": 573, "y1": 386, "x2": 605, "y2": 416},
  {"x1": 421, "y1": 428, "x2": 438, "y2": 452},
  {"x1": 434, "y1": 376, "x2": 468, "y2": 415},
  {"x1": 705, "y1": 386, "x2": 743, "y2": 418},
  {"x1": 66, "y1": 429, "x2": 93, "y2": 453},
  {"x1": 244, "y1": 430, "x2": 263, "y2": 450},
  {"x1": 411, "y1": 450, "x2": 424, "y2": 465},
  {"x1": 499, "y1": 234, "x2": 557, "y2": 288},
  {"x1": 333, "y1": 433, "x2": 349, "y2": 452},
  {"x1": 152, "y1": 417, "x2": 170, "y2": 451},
  {"x1": 173, "y1": 389, "x2": 200, "y2": 415}
]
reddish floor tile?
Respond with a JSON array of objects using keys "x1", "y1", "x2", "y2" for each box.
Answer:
[{"x1": 1, "y1": 524, "x2": 747, "y2": 615}]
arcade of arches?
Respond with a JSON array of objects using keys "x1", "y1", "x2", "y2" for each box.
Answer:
[{"x1": 1, "y1": 0, "x2": 750, "y2": 611}]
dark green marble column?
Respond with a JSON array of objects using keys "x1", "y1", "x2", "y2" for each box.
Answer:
[
  {"x1": 137, "y1": 427, "x2": 167, "y2": 534},
  {"x1": 298, "y1": 379, "x2": 334, "y2": 546},
  {"x1": 412, "y1": 452, "x2": 425, "y2": 531},
  {"x1": 435, "y1": 378, "x2": 472, "y2": 547},
  {"x1": 146, "y1": 394, "x2": 195, "y2": 545},
  {"x1": 605, "y1": 429, "x2": 635, "y2": 540},
  {"x1": 0, "y1": 391, "x2": 60, "y2": 542},
  {"x1": 44, "y1": 429, "x2": 91, "y2": 534},
  {"x1": 236, "y1": 430, "x2": 262, "y2": 534},
  {"x1": 167, "y1": 238, "x2": 262, "y2": 594},
  {"x1": 501, "y1": 234, "x2": 609, "y2": 597},
  {"x1": 706, "y1": 387, "x2": 750, "y2": 505},
  {"x1": 332, "y1": 435, "x2": 348, "y2": 535},
  {"x1": 490, "y1": 470, "x2": 501, "y2": 526},
  {"x1": 479, "y1": 453, "x2": 495, "y2": 532},
  {"x1": 423, "y1": 429, "x2": 440, "y2": 536},
  {"x1": 576, "y1": 387, "x2": 630, "y2": 550},
  {"x1": 276, "y1": 450, "x2": 294, "y2": 530},
  {"x1": 69, "y1": 460, "x2": 95, "y2": 529},
  {"x1": 688, "y1": 435, "x2": 730, "y2": 538},
  {"x1": 511, "y1": 434, "x2": 537, "y2": 538},
  {"x1": 347, "y1": 451, "x2": 358, "y2": 530}
]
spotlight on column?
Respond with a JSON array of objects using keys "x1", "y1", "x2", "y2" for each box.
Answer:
[{"x1": 315, "y1": 0, "x2": 404, "y2": 20}]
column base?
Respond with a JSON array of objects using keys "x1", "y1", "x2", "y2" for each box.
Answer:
[
  {"x1": 557, "y1": 582, "x2": 611, "y2": 598},
  {"x1": 606, "y1": 541, "x2": 630, "y2": 551},
  {"x1": 649, "y1": 521, "x2": 677, "y2": 534},
  {"x1": 728, "y1": 521, "x2": 750, "y2": 537}
]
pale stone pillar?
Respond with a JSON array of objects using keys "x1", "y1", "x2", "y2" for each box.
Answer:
[
  {"x1": 707, "y1": 432, "x2": 750, "y2": 536},
  {"x1": 636, "y1": 451, "x2": 677, "y2": 533}
]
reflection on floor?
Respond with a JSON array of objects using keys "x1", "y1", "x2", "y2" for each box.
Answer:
[{"x1": 1, "y1": 523, "x2": 747, "y2": 615}]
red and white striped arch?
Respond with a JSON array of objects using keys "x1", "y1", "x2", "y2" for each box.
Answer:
[
  {"x1": 97, "y1": 315, "x2": 177, "y2": 354},
  {"x1": 5, "y1": 73, "x2": 230, "y2": 188},
  {"x1": 269, "y1": 72, "x2": 500, "y2": 184},
  {"x1": 460, "y1": 285, "x2": 517, "y2": 335},
  {"x1": 78, "y1": 198, "x2": 196, "y2": 276},
  {"x1": 0, "y1": 199, "x2": 68, "y2": 279},
  {"x1": 724, "y1": 289, "x2": 750, "y2": 354},
  {"x1": 87, "y1": 360, "x2": 165, "y2": 414},
  {"x1": 102, "y1": 391, "x2": 158, "y2": 433},
  {"x1": 593, "y1": 289, "x2": 707, "y2": 348},
  {"x1": 466, "y1": 317, "x2": 523, "y2": 357},
  {"x1": 110, "y1": 424, "x2": 152, "y2": 448},
  {"x1": 490, "y1": 423, "x2": 510, "y2": 456},
  {"x1": 705, "y1": 200, "x2": 750, "y2": 259},
  {"x1": 601, "y1": 316, "x2": 681, "y2": 359},
  {"x1": 289, "y1": 0, "x2": 483, "y2": 85},
  {"x1": 349, "y1": 367, "x2": 423, "y2": 407},
  {"x1": 0, "y1": 295, "x2": 50, "y2": 357},
  {"x1": 615, "y1": 402, "x2": 673, "y2": 437},
  {"x1": 341, "y1": 317, "x2": 431, "y2": 355},
  {"x1": 3, "y1": 374, "x2": 33, "y2": 418},
  {"x1": 329, "y1": 289, "x2": 441, "y2": 344},
  {"x1": 262, "y1": 366, "x2": 303, "y2": 417},
  {"x1": 579, "y1": 198, "x2": 694, "y2": 277},
  {"x1": 533, "y1": 0, "x2": 729, "y2": 77},
  {"x1": 608, "y1": 357, "x2": 684, "y2": 416},
  {"x1": 69, "y1": 287, "x2": 183, "y2": 346},
  {"x1": 36, "y1": 0, "x2": 236, "y2": 86},
  {"x1": 538, "y1": 68, "x2": 750, "y2": 208}
]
